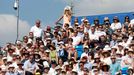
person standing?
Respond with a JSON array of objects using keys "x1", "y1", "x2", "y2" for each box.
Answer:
[
  {"x1": 56, "y1": 6, "x2": 72, "y2": 29},
  {"x1": 30, "y1": 19, "x2": 43, "y2": 39}
]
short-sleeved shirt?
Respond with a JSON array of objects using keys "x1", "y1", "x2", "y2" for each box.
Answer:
[{"x1": 30, "y1": 25, "x2": 43, "y2": 38}]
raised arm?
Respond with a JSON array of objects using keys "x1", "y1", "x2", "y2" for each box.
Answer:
[{"x1": 55, "y1": 15, "x2": 63, "y2": 25}]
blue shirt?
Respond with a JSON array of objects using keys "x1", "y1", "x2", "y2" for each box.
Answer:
[
  {"x1": 23, "y1": 60, "x2": 38, "y2": 72},
  {"x1": 84, "y1": 62, "x2": 92, "y2": 70},
  {"x1": 75, "y1": 44, "x2": 83, "y2": 58}
]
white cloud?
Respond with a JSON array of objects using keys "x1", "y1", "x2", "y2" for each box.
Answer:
[
  {"x1": 73, "y1": 0, "x2": 134, "y2": 16},
  {"x1": 0, "y1": 14, "x2": 31, "y2": 46}
]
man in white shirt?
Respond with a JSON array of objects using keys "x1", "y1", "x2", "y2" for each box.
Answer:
[
  {"x1": 49, "y1": 60, "x2": 57, "y2": 75},
  {"x1": 96, "y1": 25, "x2": 106, "y2": 38},
  {"x1": 88, "y1": 26, "x2": 99, "y2": 40},
  {"x1": 122, "y1": 35, "x2": 133, "y2": 48},
  {"x1": 120, "y1": 49, "x2": 134, "y2": 68},
  {"x1": 30, "y1": 20, "x2": 43, "y2": 38},
  {"x1": 71, "y1": 31, "x2": 82, "y2": 46}
]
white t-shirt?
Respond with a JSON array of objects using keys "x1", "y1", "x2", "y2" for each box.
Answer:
[
  {"x1": 72, "y1": 36, "x2": 81, "y2": 46},
  {"x1": 101, "y1": 57, "x2": 112, "y2": 65},
  {"x1": 49, "y1": 68, "x2": 55, "y2": 75},
  {"x1": 110, "y1": 22, "x2": 122, "y2": 30},
  {"x1": 96, "y1": 30, "x2": 106, "y2": 37},
  {"x1": 30, "y1": 25, "x2": 43, "y2": 38},
  {"x1": 88, "y1": 30, "x2": 99, "y2": 40},
  {"x1": 121, "y1": 36, "x2": 133, "y2": 47},
  {"x1": 7, "y1": 55, "x2": 13, "y2": 61}
]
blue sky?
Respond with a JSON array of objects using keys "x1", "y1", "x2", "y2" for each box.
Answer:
[
  {"x1": 0, "y1": 0, "x2": 67, "y2": 26},
  {"x1": 0, "y1": 0, "x2": 69, "y2": 46}
]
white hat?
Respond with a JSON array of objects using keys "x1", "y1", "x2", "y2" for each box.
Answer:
[
  {"x1": 111, "y1": 46, "x2": 117, "y2": 49},
  {"x1": 64, "y1": 6, "x2": 71, "y2": 10},
  {"x1": 92, "y1": 63, "x2": 98, "y2": 67},
  {"x1": 128, "y1": 66, "x2": 133, "y2": 69},
  {"x1": 55, "y1": 66, "x2": 62, "y2": 70},
  {"x1": 116, "y1": 51, "x2": 122, "y2": 55},
  {"x1": 8, "y1": 64, "x2": 15, "y2": 68},
  {"x1": 103, "y1": 45, "x2": 111, "y2": 51},
  {"x1": 72, "y1": 69, "x2": 77, "y2": 72},
  {"x1": 45, "y1": 50, "x2": 50, "y2": 53},
  {"x1": 16, "y1": 40, "x2": 22, "y2": 44},
  {"x1": 81, "y1": 53, "x2": 88, "y2": 59},
  {"x1": 75, "y1": 22, "x2": 79, "y2": 25},
  {"x1": 92, "y1": 68, "x2": 98, "y2": 72},
  {"x1": 104, "y1": 17, "x2": 109, "y2": 20},
  {"x1": 118, "y1": 42, "x2": 123, "y2": 46},
  {"x1": 13, "y1": 52, "x2": 17, "y2": 55}
]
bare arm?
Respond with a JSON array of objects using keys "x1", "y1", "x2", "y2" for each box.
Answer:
[
  {"x1": 55, "y1": 16, "x2": 63, "y2": 24},
  {"x1": 74, "y1": 51, "x2": 78, "y2": 61}
]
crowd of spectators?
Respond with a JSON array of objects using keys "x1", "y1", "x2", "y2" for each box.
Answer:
[{"x1": 0, "y1": 6, "x2": 134, "y2": 75}]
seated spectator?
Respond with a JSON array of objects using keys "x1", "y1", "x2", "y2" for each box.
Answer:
[
  {"x1": 48, "y1": 45, "x2": 58, "y2": 62},
  {"x1": 5, "y1": 65, "x2": 17, "y2": 75},
  {"x1": 88, "y1": 26, "x2": 99, "y2": 40},
  {"x1": 23, "y1": 54, "x2": 39, "y2": 75},
  {"x1": 110, "y1": 16, "x2": 122, "y2": 31},
  {"x1": 110, "y1": 55, "x2": 121, "y2": 75},
  {"x1": 68, "y1": 48, "x2": 77, "y2": 61},
  {"x1": 16, "y1": 62, "x2": 24, "y2": 75},
  {"x1": 42, "y1": 65, "x2": 50, "y2": 75}
]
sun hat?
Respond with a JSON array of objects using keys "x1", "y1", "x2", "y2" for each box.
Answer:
[{"x1": 103, "y1": 45, "x2": 111, "y2": 51}]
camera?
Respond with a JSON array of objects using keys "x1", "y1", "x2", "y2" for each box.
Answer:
[{"x1": 13, "y1": 0, "x2": 18, "y2": 10}]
